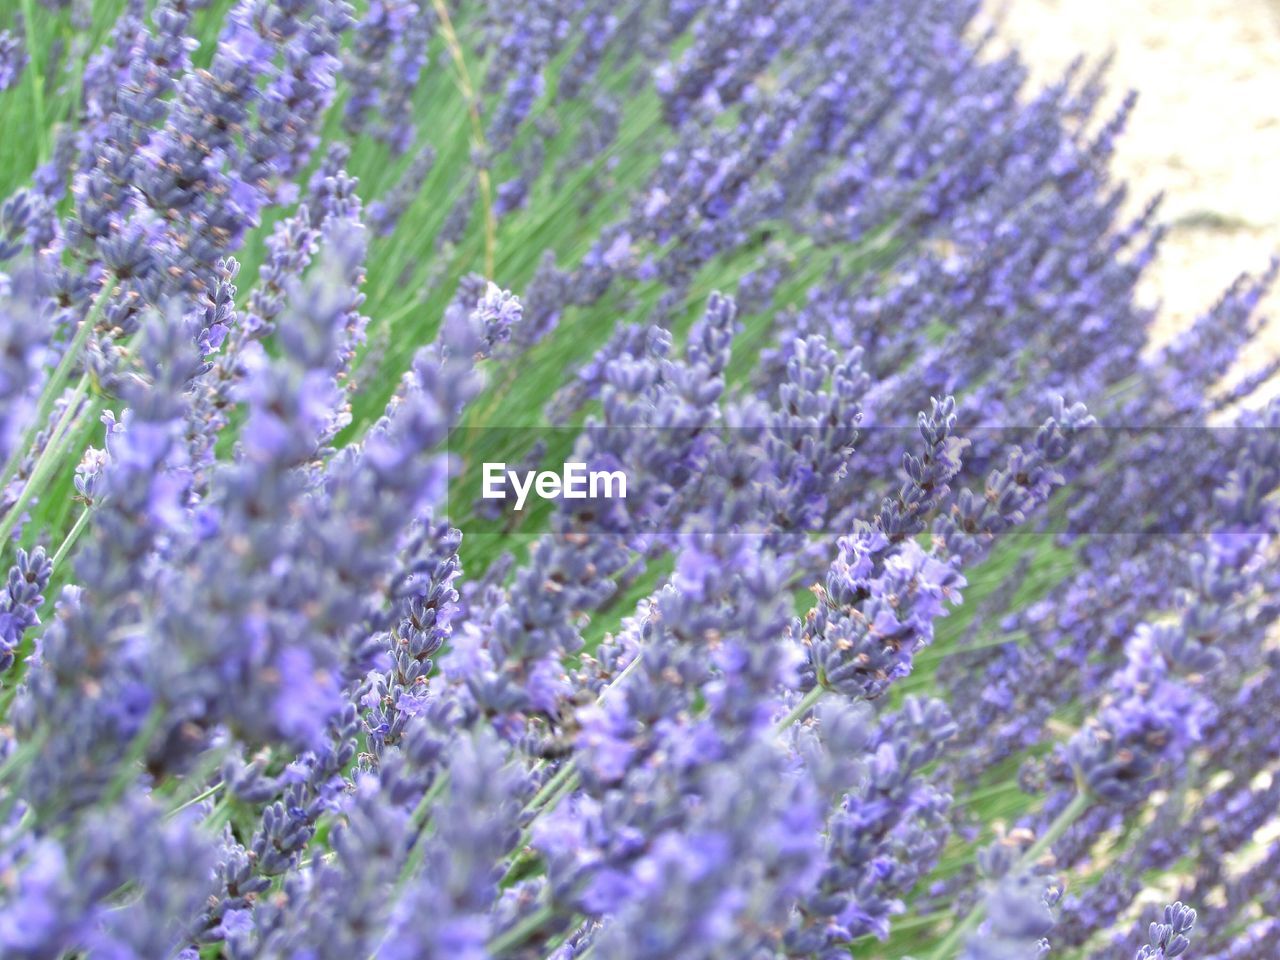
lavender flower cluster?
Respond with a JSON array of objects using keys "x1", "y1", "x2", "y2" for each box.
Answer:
[{"x1": 0, "y1": 1, "x2": 1277, "y2": 958}]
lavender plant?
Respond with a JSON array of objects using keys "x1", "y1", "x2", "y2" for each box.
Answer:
[{"x1": 0, "y1": 1, "x2": 1275, "y2": 958}]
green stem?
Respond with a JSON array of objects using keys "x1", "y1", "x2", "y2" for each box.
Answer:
[
  {"x1": 0, "y1": 732, "x2": 45, "y2": 785},
  {"x1": 927, "y1": 789, "x2": 1092, "y2": 960},
  {"x1": 101, "y1": 708, "x2": 164, "y2": 807},
  {"x1": 19, "y1": 0, "x2": 47, "y2": 164},
  {"x1": 521, "y1": 755, "x2": 578, "y2": 817},
  {"x1": 500, "y1": 767, "x2": 582, "y2": 887},
  {"x1": 497, "y1": 654, "x2": 651, "y2": 886},
  {"x1": 204, "y1": 791, "x2": 235, "y2": 833},
  {"x1": 167, "y1": 779, "x2": 224, "y2": 819},
  {"x1": 50, "y1": 506, "x2": 91, "y2": 570},
  {"x1": 516, "y1": 653, "x2": 645, "y2": 821},
  {"x1": 0, "y1": 378, "x2": 91, "y2": 551},
  {"x1": 428, "y1": 0, "x2": 496, "y2": 278},
  {"x1": 1018, "y1": 789, "x2": 1092, "y2": 866},
  {"x1": 0, "y1": 736, "x2": 46, "y2": 830},
  {"x1": 774, "y1": 684, "x2": 827, "y2": 733},
  {"x1": 391, "y1": 772, "x2": 452, "y2": 890},
  {"x1": 0, "y1": 294, "x2": 100, "y2": 499},
  {"x1": 366, "y1": 773, "x2": 512, "y2": 960},
  {"x1": 486, "y1": 900, "x2": 557, "y2": 955}
]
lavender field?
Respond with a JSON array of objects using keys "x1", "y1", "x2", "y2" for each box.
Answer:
[{"x1": 0, "y1": 1, "x2": 1276, "y2": 958}]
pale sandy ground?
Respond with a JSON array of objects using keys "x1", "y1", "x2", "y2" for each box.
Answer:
[{"x1": 995, "y1": 0, "x2": 1280, "y2": 357}]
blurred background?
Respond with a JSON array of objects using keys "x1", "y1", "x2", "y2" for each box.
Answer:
[{"x1": 999, "y1": 0, "x2": 1280, "y2": 350}]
